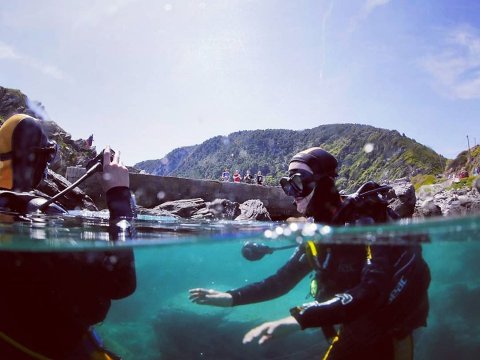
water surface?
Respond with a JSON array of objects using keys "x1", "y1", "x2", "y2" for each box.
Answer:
[{"x1": 1, "y1": 213, "x2": 479, "y2": 359}]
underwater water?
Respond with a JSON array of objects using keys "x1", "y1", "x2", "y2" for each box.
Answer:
[{"x1": 1, "y1": 213, "x2": 479, "y2": 360}]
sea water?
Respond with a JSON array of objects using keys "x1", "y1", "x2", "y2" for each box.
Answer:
[{"x1": 1, "y1": 213, "x2": 479, "y2": 360}]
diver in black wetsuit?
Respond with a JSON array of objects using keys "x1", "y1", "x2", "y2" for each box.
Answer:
[
  {"x1": 189, "y1": 147, "x2": 430, "y2": 360},
  {"x1": 0, "y1": 114, "x2": 136, "y2": 359}
]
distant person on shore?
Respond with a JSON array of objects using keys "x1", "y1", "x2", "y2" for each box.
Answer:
[
  {"x1": 243, "y1": 170, "x2": 254, "y2": 184},
  {"x1": 0, "y1": 114, "x2": 136, "y2": 359},
  {"x1": 256, "y1": 170, "x2": 264, "y2": 185},
  {"x1": 221, "y1": 168, "x2": 230, "y2": 182},
  {"x1": 189, "y1": 147, "x2": 430, "y2": 360},
  {"x1": 233, "y1": 169, "x2": 242, "y2": 183}
]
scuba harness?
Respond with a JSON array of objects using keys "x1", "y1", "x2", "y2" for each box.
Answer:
[{"x1": 304, "y1": 181, "x2": 391, "y2": 299}]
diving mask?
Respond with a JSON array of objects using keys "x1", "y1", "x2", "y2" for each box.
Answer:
[{"x1": 280, "y1": 169, "x2": 316, "y2": 198}]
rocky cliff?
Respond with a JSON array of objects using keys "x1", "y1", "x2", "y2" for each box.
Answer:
[
  {"x1": 0, "y1": 86, "x2": 96, "y2": 175},
  {"x1": 0, "y1": 86, "x2": 97, "y2": 210}
]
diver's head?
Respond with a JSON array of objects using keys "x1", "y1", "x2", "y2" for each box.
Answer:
[
  {"x1": 0, "y1": 114, "x2": 57, "y2": 191},
  {"x1": 280, "y1": 147, "x2": 340, "y2": 222}
]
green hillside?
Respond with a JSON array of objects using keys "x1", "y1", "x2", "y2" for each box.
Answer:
[{"x1": 135, "y1": 124, "x2": 447, "y2": 191}]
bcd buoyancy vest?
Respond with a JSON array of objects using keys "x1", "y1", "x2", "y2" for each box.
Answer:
[{"x1": 303, "y1": 181, "x2": 430, "y2": 339}]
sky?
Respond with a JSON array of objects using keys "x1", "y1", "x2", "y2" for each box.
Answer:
[{"x1": 1, "y1": 0, "x2": 480, "y2": 166}]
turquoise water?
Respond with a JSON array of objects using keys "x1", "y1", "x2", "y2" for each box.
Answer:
[{"x1": 1, "y1": 213, "x2": 479, "y2": 359}]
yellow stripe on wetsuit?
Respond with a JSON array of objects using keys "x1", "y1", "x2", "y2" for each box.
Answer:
[
  {"x1": 322, "y1": 331, "x2": 340, "y2": 360},
  {"x1": 0, "y1": 331, "x2": 51, "y2": 360},
  {"x1": 0, "y1": 331, "x2": 117, "y2": 360}
]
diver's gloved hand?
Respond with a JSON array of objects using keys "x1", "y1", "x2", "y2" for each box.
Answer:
[
  {"x1": 242, "y1": 316, "x2": 300, "y2": 345},
  {"x1": 188, "y1": 288, "x2": 233, "y2": 307},
  {"x1": 100, "y1": 146, "x2": 129, "y2": 192}
]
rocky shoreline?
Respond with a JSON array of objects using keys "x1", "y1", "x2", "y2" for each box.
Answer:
[
  {"x1": 415, "y1": 178, "x2": 480, "y2": 218},
  {"x1": 39, "y1": 170, "x2": 480, "y2": 221}
]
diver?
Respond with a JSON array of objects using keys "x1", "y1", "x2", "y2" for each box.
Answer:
[
  {"x1": 0, "y1": 114, "x2": 136, "y2": 359},
  {"x1": 189, "y1": 147, "x2": 430, "y2": 360}
]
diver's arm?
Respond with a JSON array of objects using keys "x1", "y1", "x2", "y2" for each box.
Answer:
[
  {"x1": 101, "y1": 146, "x2": 136, "y2": 239},
  {"x1": 101, "y1": 147, "x2": 137, "y2": 297},
  {"x1": 188, "y1": 288, "x2": 233, "y2": 307},
  {"x1": 227, "y1": 246, "x2": 311, "y2": 306},
  {"x1": 190, "y1": 246, "x2": 310, "y2": 307},
  {"x1": 290, "y1": 245, "x2": 392, "y2": 329},
  {"x1": 242, "y1": 316, "x2": 300, "y2": 345},
  {"x1": 106, "y1": 186, "x2": 136, "y2": 240}
]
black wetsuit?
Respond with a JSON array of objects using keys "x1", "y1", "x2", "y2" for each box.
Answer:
[
  {"x1": 0, "y1": 187, "x2": 137, "y2": 359},
  {"x1": 228, "y1": 204, "x2": 430, "y2": 359}
]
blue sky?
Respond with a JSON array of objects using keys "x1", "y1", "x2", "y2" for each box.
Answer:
[{"x1": 1, "y1": 0, "x2": 479, "y2": 165}]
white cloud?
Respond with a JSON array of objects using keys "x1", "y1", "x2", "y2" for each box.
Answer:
[
  {"x1": 348, "y1": 0, "x2": 393, "y2": 34},
  {"x1": 420, "y1": 25, "x2": 480, "y2": 99},
  {"x1": 72, "y1": 0, "x2": 140, "y2": 29},
  {"x1": 0, "y1": 41, "x2": 18, "y2": 59},
  {"x1": 365, "y1": 0, "x2": 392, "y2": 15},
  {"x1": 29, "y1": 61, "x2": 67, "y2": 81},
  {"x1": 0, "y1": 40, "x2": 67, "y2": 80},
  {"x1": 319, "y1": 0, "x2": 334, "y2": 80}
]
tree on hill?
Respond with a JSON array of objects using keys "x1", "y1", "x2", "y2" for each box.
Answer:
[{"x1": 135, "y1": 124, "x2": 447, "y2": 192}]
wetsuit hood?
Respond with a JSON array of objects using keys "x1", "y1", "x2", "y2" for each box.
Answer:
[
  {"x1": 289, "y1": 147, "x2": 338, "y2": 178},
  {"x1": 0, "y1": 114, "x2": 53, "y2": 191},
  {"x1": 289, "y1": 148, "x2": 341, "y2": 223}
]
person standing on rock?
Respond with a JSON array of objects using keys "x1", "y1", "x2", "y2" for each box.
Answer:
[
  {"x1": 222, "y1": 168, "x2": 231, "y2": 182},
  {"x1": 189, "y1": 147, "x2": 430, "y2": 360},
  {"x1": 0, "y1": 114, "x2": 136, "y2": 360},
  {"x1": 256, "y1": 170, "x2": 264, "y2": 185},
  {"x1": 243, "y1": 170, "x2": 254, "y2": 184},
  {"x1": 233, "y1": 169, "x2": 242, "y2": 183}
]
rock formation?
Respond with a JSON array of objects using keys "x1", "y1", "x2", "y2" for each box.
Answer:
[{"x1": 415, "y1": 186, "x2": 480, "y2": 218}]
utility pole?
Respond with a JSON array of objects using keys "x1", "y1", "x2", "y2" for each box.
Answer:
[{"x1": 467, "y1": 135, "x2": 471, "y2": 162}]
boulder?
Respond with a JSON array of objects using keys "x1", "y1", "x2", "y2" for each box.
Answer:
[
  {"x1": 135, "y1": 197, "x2": 271, "y2": 221},
  {"x1": 37, "y1": 169, "x2": 98, "y2": 211},
  {"x1": 474, "y1": 177, "x2": 480, "y2": 194},
  {"x1": 136, "y1": 206, "x2": 180, "y2": 218},
  {"x1": 155, "y1": 198, "x2": 206, "y2": 218},
  {"x1": 386, "y1": 180, "x2": 416, "y2": 218},
  {"x1": 235, "y1": 199, "x2": 272, "y2": 221},
  {"x1": 200, "y1": 199, "x2": 241, "y2": 220},
  {"x1": 416, "y1": 199, "x2": 442, "y2": 217},
  {"x1": 414, "y1": 187, "x2": 480, "y2": 218}
]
